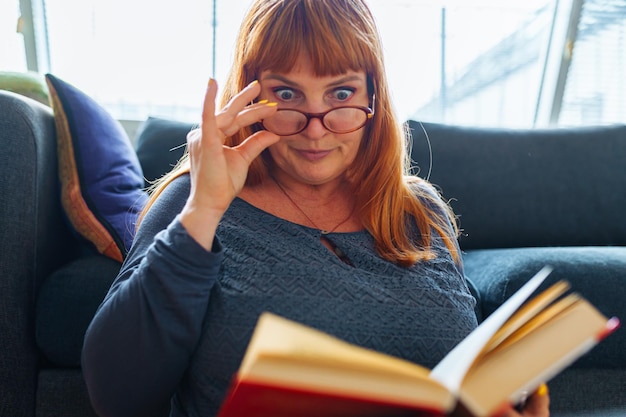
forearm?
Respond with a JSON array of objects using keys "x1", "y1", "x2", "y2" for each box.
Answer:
[{"x1": 82, "y1": 218, "x2": 223, "y2": 417}]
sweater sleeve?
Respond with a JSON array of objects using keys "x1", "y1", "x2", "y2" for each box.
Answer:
[
  {"x1": 409, "y1": 177, "x2": 482, "y2": 319},
  {"x1": 82, "y1": 175, "x2": 223, "y2": 417}
]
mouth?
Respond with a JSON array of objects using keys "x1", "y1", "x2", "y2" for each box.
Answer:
[{"x1": 297, "y1": 149, "x2": 333, "y2": 161}]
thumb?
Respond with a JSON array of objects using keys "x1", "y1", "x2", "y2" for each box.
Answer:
[{"x1": 235, "y1": 130, "x2": 281, "y2": 164}]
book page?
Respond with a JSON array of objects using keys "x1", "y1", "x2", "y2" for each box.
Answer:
[
  {"x1": 487, "y1": 294, "x2": 580, "y2": 352},
  {"x1": 246, "y1": 354, "x2": 453, "y2": 411},
  {"x1": 458, "y1": 299, "x2": 609, "y2": 417},
  {"x1": 430, "y1": 266, "x2": 553, "y2": 392},
  {"x1": 238, "y1": 312, "x2": 454, "y2": 413},
  {"x1": 481, "y1": 280, "x2": 570, "y2": 353},
  {"x1": 241, "y1": 312, "x2": 432, "y2": 380}
]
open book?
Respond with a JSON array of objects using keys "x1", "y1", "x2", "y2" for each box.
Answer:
[{"x1": 216, "y1": 267, "x2": 619, "y2": 417}]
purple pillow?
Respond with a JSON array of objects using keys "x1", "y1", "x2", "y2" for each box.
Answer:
[{"x1": 46, "y1": 74, "x2": 147, "y2": 262}]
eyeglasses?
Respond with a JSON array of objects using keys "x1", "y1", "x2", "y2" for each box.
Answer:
[{"x1": 261, "y1": 97, "x2": 375, "y2": 136}]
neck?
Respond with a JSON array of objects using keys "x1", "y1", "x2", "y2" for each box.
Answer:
[
  {"x1": 269, "y1": 171, "x2": 347, "y2": 208},
  {"x1": 270, "y1": 174, "x2": 356, "y2": 234}
]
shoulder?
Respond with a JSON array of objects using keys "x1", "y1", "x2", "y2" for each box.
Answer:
[
  {"x1": 150, "y1": 174, "x2": 190, "y2": 214},
  {"x1": 405, "y1": 176, "x2": 448, "y2": 211},
  {"x1": 404, "y1": 175, "x2": 459, "y2": 240},
  {"x1": 135, "y1": 174, "x2": 191, "y2": 243}
]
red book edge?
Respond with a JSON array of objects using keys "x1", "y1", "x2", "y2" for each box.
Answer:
[
  {"x1": 599, "y1": 316, "x2": 620, "y2": 341},
  {"x1": 217, "y1": 316, "x2": 620, "y2": 417},
  {"x1": 217, "y1": 376, "x2": 447, "y2": 417}
]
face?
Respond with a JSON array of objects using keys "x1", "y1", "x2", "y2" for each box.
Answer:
[{"x1": 258, "y1": 55, "x2": 370, "y2": 187}]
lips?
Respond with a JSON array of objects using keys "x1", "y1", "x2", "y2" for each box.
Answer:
[{"x1": 297, "y1": 149, "x2": 333, "y2": 161}]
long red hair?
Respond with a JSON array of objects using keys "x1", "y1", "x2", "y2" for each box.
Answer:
[{"x1": 142, "y1": 0, "x2": 460, "y2": 266}]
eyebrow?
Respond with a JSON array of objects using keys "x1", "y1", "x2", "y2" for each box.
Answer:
[{"x1": 261, "y1": 74, "x2": 365, "y2": 88}]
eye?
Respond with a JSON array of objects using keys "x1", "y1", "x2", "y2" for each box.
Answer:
[
  {"x1": 273, "y1": 88, "x2": 298, "y2": 102},
  {"x1": 332, "y1": 88, "x2": 355, "y2": 101}
]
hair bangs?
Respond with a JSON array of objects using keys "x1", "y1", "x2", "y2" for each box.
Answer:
[{"x1": 242, "y1": 0, "x2": 378, "y2": 78}]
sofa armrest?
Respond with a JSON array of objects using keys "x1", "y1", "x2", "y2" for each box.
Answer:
[{"x1": 0, "y1": 91, "x2": 79, "y2": 415}]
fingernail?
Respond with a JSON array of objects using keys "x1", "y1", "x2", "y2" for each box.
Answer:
[
  {"x1": 249, "y1": 80, "x2": 259, "y2": 87},
  {"x1": 257, "y1": 99, "x2": 269, "y2": 104},
  {"x1": 266, "y1": 102, "x2": 278, "y2": 107},
  {"x1": 537, "y1": 383, "x2": 549, "y2": 397}
]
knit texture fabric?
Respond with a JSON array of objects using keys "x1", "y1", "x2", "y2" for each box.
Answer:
[{"x1": 85, "y1": 175, "x2": 478, "y2": 417}]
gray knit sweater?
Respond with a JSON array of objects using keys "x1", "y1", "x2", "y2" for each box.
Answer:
[{"x1": 82, "y1": 174, "x2": 478, "y2": 417}]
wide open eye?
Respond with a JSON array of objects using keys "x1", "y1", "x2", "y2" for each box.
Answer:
[
  {"x1": 273, "y1": 88, "x2": 298, "y2": 102},
  {"x1": 332, "y1": 88, "x2": 355, "y2": 102}
]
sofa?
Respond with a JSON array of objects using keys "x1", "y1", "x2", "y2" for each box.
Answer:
[
  {"x1": 0, "y1": 85, "x2": 182, "y2": 417},
  {"x1": 408, "y1": 120, "x2": 626, "y2": 416},
  {"x1": 0, "y1": 85, "x2": 624, "y2": 417}
]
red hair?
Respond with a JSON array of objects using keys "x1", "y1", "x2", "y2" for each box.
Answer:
[{"x1": 142, "y1": 0, "x2": 460, "y2": 266}]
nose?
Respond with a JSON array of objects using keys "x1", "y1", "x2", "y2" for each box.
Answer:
[{"x1": 302, "y1": 113, "x2": 329, "y2": 139}]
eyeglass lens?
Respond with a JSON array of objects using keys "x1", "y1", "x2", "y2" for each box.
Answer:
[{"x1": 262, "y1": 107, "x2": 369, "y2": 136}]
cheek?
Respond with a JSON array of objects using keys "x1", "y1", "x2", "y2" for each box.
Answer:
[
  {"x1": 344, "y1": 132, "x2": 365, "y2": 158},
  {"x1": 266, "y1": 140, "x2": 290, "y2": 162}
]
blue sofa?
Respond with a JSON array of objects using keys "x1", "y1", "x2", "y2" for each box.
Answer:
[
  {"x1": 408, "y1": 120, "x2": 626, "y2": 416},
  {"x1": 0, "y1": 89, "x2": 624, "y2": 417}
]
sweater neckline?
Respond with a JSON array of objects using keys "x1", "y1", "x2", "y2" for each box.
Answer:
[{"x1": 232, "y1": 197, "x2": 367, "y2": 237}]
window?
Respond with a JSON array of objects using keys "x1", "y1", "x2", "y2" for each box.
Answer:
[
  {"x1": 11, "y1": 0, "x2": 626, "y2": 127},
  {"x1": 368, "y1": 0, "x2": 554, "y2": 126},
  {"x1": 42, "y1": 0, "x2": 223, "y2": 122},
  {"x1": 559, "y1": 0, "x2": 626, "y2": 125},
  {"x1": 1, "y1": 0, "x2": 27, "y2": 71}
]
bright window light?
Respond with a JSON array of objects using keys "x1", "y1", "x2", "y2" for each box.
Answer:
[
  {"x1": 0, "y1": 1, "x2": 27, "y2": 71},
  {"x1": 560, "y1": 0, "x2": 626, "y2": 126},
  {"x1": 18, "y1": 0, "x2": 624, "y2": 127},
  {"x1": 37, "y1": 0, "x2": 555, "y2": 126},
  {"x1": 369, "y1": 0, "x2": 553, "y2": 125},
  {"x1": 44, "y1": 0, "x2": 224, "y2": 122}
]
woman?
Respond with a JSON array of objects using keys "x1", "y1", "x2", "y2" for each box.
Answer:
[{"x1": 82, "y1": 1, "x2": 549, "y2": 416}]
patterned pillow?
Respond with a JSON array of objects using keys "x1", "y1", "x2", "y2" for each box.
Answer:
[{"x1": 45, "y1": 74, "x2": 147, "y2": 262}]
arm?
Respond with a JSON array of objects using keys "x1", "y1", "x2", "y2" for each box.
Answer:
[
  {"x1": 410, "y1": 178, "x2": 482, "y2": 317},
  {"x1": 82, "y1": 80, "x2": 280, "y2": 417},
  {"x1": 82, "y1": 176, "x2": 223, "y2": 417}
]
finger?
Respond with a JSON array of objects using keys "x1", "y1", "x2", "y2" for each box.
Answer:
[
  {"x1": 522, "y1": 383, "x2": 550, "y2": 417},
  {"x1": 200, "y1": 79, "x2": 219, "y2": 142},
  {"x1": 186, "y1": 127, "x2": 201, "y2": 143},
  {"x1": 219, "y1": 80, "x2": 262, "y2": 119},
  {"x1": 234, "y1": 130, "x2": 281, "y2": 165},
  {"x1": 220, "y1": 101, "x2": 278, "y2": 138},
  {"x1": 216, "y1": 80, "x2": 267, "y2": 130},
  {"x1": 185, "y1": 127, "x2": 204, "y2": 154},
  {"x1": 496, "y1": 406, "x2": 521, "y2": 417},
  {"x1": 230, "y1": 79, "x2": 262, "y2": 108}
]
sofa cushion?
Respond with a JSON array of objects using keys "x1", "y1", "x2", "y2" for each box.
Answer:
[
  {"x1": 407, "y1": 121, "x2": 626, "y2": 250},
  {"x1": 45, "y1": 74, "x2": 147, "y2": 261},
  {"x1": 462, "y1": 246, "x2": 626, "y2": 368},
  {"x1": 134, "y1": 116, "x2": 193, "y2": 186},
  {"x1": 548, "y1": 368, "x2": 626, "y2": 415},
  {"x1": 36, "y1": 368, "x2": 172, "y2": 417},
  {"x1": 35, "y1": 255, "x2": 120, "y2": 367}
]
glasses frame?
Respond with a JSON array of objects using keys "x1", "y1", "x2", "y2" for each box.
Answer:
[{"x1": 261, "y1": 95, "x2": 376, "y2": 136}]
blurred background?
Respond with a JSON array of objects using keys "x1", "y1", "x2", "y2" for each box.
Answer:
[{"x1": 1, "y1": 0, "x2": 624, "y2": 127}]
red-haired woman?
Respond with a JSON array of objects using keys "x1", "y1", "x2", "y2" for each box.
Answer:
[{"x1": 83, "y1": 1, "x2": 548, "y2": 417}]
